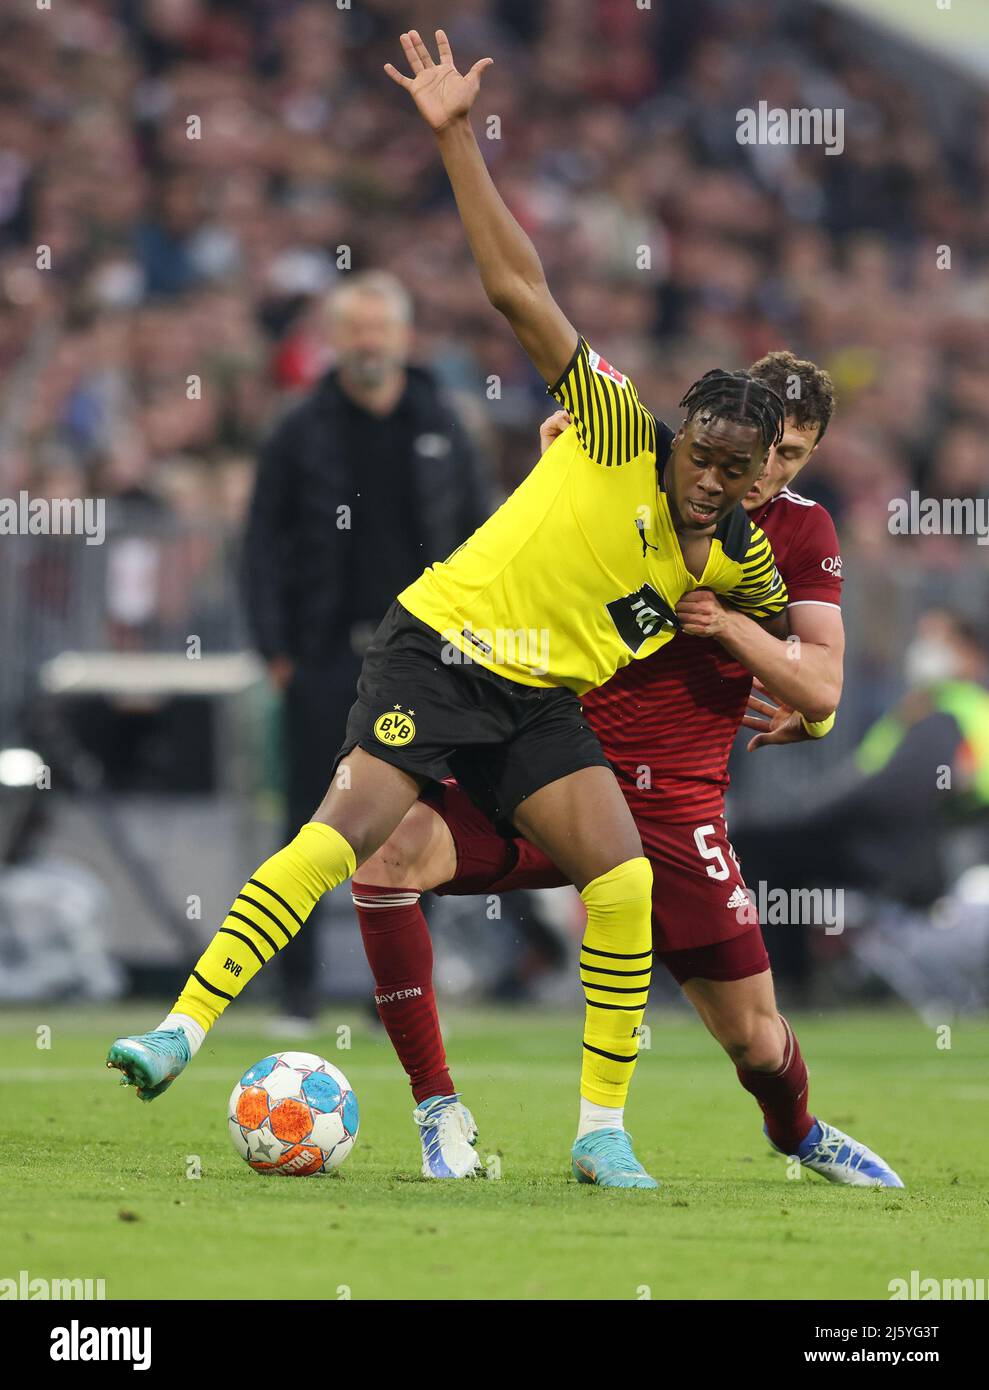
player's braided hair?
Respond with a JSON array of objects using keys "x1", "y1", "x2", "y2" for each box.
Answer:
[{"x1": 679, "y1": 369, "x2": 785, "y2": 452}]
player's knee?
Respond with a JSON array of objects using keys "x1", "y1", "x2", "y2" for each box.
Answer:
[
  {"x1": 723, "y1": 1013, "x2": 785, "y2": 1071},
  {"x1": 623, "y1": 855, "x2": 654, "y2": 902},
  {"x1": 357, "y1": 801, "x2": 442, "y2": 890},
  {"x1": 582, "y1": 854, "x2": 653, "y2": 907}
]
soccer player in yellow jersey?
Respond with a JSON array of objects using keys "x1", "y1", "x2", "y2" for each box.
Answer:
[{"x1": 107, "y1": 29, "x2": 788, "y2": 1189}]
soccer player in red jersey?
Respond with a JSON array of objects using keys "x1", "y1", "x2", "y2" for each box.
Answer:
[{"x1": 353, "y1": 349, "x2": 904, "y2": 1188}]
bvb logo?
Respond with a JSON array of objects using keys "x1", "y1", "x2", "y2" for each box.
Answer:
[{"x1": 373, "y1": 707, "x2": 416, "y2": 746}]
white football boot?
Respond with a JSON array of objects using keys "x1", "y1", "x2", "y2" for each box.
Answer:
[
  {"x1": 413, "y1": 1094, "x2": 482, "y2": 1178},
  {"x1": 769, "y1": 1119, "x2": 905, "y2": 1187}
]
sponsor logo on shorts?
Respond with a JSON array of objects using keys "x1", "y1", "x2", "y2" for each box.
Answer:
[{"x1": 373, "y1": 707, "x2": 416, "y2": 747}]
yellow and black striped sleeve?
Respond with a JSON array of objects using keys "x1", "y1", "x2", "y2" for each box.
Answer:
[
  {"x1": 727, "y1": 521, "x2": 788, "y2": 618},
  {"x1": 549, "y1": 337, "x2": 657, "y2": 467}
]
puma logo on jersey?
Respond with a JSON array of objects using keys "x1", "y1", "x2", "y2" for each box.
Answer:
[{"x1": 635, "y1": 517, "x2": 658, "y2": 556}]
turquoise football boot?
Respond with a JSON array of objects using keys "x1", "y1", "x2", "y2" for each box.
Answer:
[
  {"x1": 106, "y1": 1028, "x2": 191, "y2": 1102},
  {"x1": 571, "y1": 1129, "x2": 659, "y2": 1189}
]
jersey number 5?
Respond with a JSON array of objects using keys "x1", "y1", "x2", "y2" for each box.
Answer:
[{"x1": 694, "y1": 824, "x2": 730, "y2": 880}]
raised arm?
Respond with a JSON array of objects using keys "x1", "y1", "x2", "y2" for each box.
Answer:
[{"x1": 385, "y1": 29, "x2": 577, "y2": 384}]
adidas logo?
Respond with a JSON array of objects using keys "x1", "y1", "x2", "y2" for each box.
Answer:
[{"x1": 725, "y1": 885, "x2": 751, "y2": 911}]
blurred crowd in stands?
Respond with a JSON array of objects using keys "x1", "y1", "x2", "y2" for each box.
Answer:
[{"x1": 1, "y1": 0, "x2": 988, "y2": 553}]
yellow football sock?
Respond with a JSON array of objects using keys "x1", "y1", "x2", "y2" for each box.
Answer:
[
  {"x1": 579, "y1": 856, "x2": 653, "y2": 1108},
  {"x1": 173, "y1": 822, "x2": 357, "y2": 1033}
]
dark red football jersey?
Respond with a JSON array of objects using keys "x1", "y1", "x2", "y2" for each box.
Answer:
[{"x1": 581, "y1": 487, "x2": 843, "y2": 824}]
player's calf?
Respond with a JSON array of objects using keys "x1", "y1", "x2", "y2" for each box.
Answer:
[
  {"x1": 354, "y1": 880, "x2": 454, "y2": 1114},
  {"x1": 720, "y1": 1015, "x2": 787, "y2": 1072},
  {"x1": 684, "y1": 971, "x2": 787, "y2": 1072},
  {"x1": 572, "y1": 859, "x2": 659, "y2": 1188},
  {"x1": 683, "y1": 976, "x2": 815, "y2": 1153},
  {"x1": 358, "y1": 798, "x2": 457, "y2": 891}
]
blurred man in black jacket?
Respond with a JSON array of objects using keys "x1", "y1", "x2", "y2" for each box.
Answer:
[{"x1": 245, "y1": 271, "x2": 491, "y2": 1025}]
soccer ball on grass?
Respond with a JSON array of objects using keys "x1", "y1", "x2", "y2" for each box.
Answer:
[{"x1": 228, "y1": 1051, "x2": 359, "y2": 1176}]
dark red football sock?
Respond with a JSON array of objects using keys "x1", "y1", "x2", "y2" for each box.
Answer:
[
  {"x1": 736, "y1": 1015, "x2": 814, "y2": 1154},
  {"x1": 352, "y1": 882, "x2": 454, "y2": 1104}
]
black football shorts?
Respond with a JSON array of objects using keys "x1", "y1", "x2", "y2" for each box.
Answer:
[{"x1": 334, "y1": 601, "x2": 611, "y2": 825}]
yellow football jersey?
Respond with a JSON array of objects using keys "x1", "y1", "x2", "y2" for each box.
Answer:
[{"x1": 399, "y1": 338, "x2": 787, "y2": 695}]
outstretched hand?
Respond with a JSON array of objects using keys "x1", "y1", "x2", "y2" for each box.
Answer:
[
  {"x1": 384, "y1": 29, "x2": 493, "y2": 132},
  {"x1": 742, "y1": 678, "x2": 811, "y2": 751}
]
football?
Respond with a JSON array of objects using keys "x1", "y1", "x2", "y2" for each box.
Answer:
[{"x1": 227, "y1": 1051, "x2": 359, "y2": 1176}]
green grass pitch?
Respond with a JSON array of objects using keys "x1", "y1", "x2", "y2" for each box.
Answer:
[{"x1": 1, "y1": 1005, "x2": 985, "y2": 1301}]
